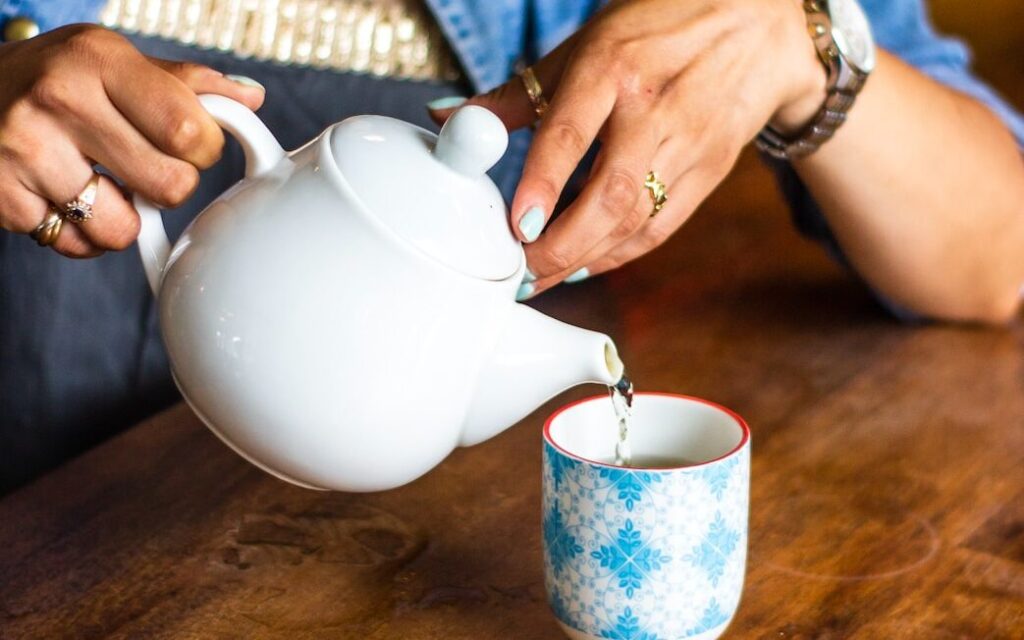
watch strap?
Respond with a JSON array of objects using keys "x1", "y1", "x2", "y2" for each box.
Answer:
[
  {"x1": 756, "y1": 0, "x2": 870, "y2": 160},
  {"x1": 756, "y1": 77, "x2": 864, "y2": 159}
]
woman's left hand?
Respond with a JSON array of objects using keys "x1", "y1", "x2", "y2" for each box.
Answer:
[{"x1": 430, "y1": 0, "x2": 826, "y2": 297}]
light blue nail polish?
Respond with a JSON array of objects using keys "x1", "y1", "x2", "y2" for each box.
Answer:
[
  {"x1": 565, "y1": 267, "x2": 590, "y2": 284},
  {"x1": 426, "y1": 96, "x2": 467, "y2": 110},
  {"x1": 516, "y1": 282, "x2": 535, "y2": 301},
  {"x1": 522, "y1": 268, "x2": 537, "y2": 283},
  {"x1": 225, "y1": 74, "x2": 264, "y2": 91},
  {"x1": 519, "y1": 206, "x2": 545, "y2": 243}
]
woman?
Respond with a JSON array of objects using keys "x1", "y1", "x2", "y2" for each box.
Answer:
[{"x1": 0, "y1": 0, "x2": 1021, "y2": 492}]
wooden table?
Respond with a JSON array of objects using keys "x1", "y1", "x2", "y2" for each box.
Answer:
[{"x1": 2, "y1": 143, "x2": 1023, "y2": 639}]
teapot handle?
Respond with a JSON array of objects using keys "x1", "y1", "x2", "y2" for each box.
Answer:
[{"x1": 135, "y1": 94, "x2": 285, "y2": 295}]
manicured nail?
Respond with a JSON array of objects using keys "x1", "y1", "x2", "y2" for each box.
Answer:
[
  {"x1": 226, "y1": 74, "x2": 264, "y2": 91},
  {"x1": 516, "y1": 282, "x2": 535, "y2": 301},
  {"x1": 522, "y1": 267, "x2": 537, "y2": 283},
  {"x1": 426, "y1": 96, "x2": 467, "y2": 110},
  {"x1": 518, "y1": 206, "x2": 545, "y2": 243},
  {"x1": 564, "y1": 267, "x2": 589, "y2": 284}
]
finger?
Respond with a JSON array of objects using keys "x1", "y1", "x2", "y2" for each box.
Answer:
[
  {"x1": 525, "y1": 197, "x2": 650, "y2": 296},
  {"x1": 590, "y1": 185, "x2": 695, "y2": 277},
  {"x1": 533, "y1": 167, "x2": 706, "y2": 297},
  {"x1": 521, "y1": 136, "x2": 695, "y2": 297},
  {"x1": 548, "y1": 136, "x2": 691, "y2": 284},
  {"x1": 11, "y1": 129, "x2": 137, "y2": 252},
  {"x1": 71, "y1": 175, "x2": 141, "y2": 251},
  {"x1": 427, "y1": 33, "x2": 580, "y2": 131},
  {"x1": 519, "y1": 108, "x2": 659, "y2": 282},
  {"x1": 0, "y1": 175, "x2": 50, "y2": 235},
  {"x1": 508, "y1": 69, "x2": 619, "y2": 246},
  {"x1": 147, "y1": 59, "x2": 266, "y2": 112},
  {"x1": 520, "y1": 196, "x2": 650, "y2": 299},
  {"x1": 50, "y1": 215, "x2": 105, "y2": 258},
  {"x1": 579, "y1": 194, "x2": 691, "y2": 280},
  {"x1": 104, "y1": 53, "x2": 226, "y2": 169},
  {"x1": 71, "y1": 96, "x2": 201, "y2": 209},
  {"x1": 10, "y1": 185, "x2": 103, "y2": 258}
]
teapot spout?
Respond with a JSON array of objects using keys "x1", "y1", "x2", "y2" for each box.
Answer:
[{"x1": 459, "y1": 303, "x2": 624, "y2": 447}]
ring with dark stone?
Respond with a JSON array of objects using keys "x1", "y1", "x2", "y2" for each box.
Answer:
[
  {"x1": 60, "y1": 173, "x2": 100, "y2": 224},
  {"x1": 62, "y1": 200, "x2": 93, "y2": 223}
]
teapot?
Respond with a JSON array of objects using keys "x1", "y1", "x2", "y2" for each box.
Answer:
[{"x1": 135, "y1": 95, "x2": 623, "y2": 492}]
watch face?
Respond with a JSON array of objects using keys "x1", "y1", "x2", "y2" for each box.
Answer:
[{"x1": 828, "y1": 0, "x2": 876, "y2": 72}]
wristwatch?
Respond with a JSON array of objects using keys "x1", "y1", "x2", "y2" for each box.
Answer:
[{"x1": 757, "y1": 0, "x2": 876, "y2": 160}]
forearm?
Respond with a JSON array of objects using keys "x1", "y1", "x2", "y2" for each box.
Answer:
[{"x1": 792, "y1": 50, "x2": 1024, "y2": 323}]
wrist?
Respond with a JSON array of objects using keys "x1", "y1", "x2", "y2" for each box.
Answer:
[
  {"x1": 771, "y1": 76, "x2": 827, "y2": 136},
  {"x1": 769, "y1": 3, "x2": 829, "y2": 136}
]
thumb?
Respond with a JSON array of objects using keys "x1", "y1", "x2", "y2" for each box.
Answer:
[
  {"x1": 147, "y1": 58, "x2": 267, "y2": 112},
  {"x1": 425, "y1": 80, "x2": 536, "y2": 132}
]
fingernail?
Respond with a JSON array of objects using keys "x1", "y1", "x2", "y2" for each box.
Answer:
[
  {"x1": 522, "y1": 267, "x2": 537, "y2": 283},
  {"x1": 564, "y1": 267, "x2": 589, "y2": 284},
  {"x1": 426, "y1": 96, "x2": 467, "y2": 110},
  {"x1": 225, "y1": 74, "x2": 265, "y2": 91},
  {"x1": 516, "y1": 282, "x2": 535, "y2": 301},
  {"x1": 518, "y1": 206, "x2": 545, "y2": 243}
]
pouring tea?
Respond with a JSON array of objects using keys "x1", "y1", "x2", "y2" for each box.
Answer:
[{"x1": 134, "y1": 96, "x2": 624, "y2": 492}]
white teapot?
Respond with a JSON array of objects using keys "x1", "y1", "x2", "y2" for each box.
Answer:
[{"x1": 135, "y1": 96, "x2": 623, "y2": 492}]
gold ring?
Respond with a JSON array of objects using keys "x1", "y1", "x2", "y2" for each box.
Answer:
[
  {"x1": 29, "y1": 207, "x2": 64, "y2": 247},
  {"x1": 517, "y1": 66, "x2": 549, "y2": 118},
  {"x1": 644, "y1": 171, "x2": 668, "y2": 217},
  {"x1": 59, "y1": 172, "x2": 100, "y2": 223}
]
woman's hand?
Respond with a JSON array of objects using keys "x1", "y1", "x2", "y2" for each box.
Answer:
[
  {"x1": 431, "y1": 0, "x2": 824, "y2": 297},
  {"x1": 0, "y1": 25, "x2": 265, "y2": 257}
]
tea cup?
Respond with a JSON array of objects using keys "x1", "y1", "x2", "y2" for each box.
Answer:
[{"x1": 542, "y1": 393, "x2": 751, "y2": 640}]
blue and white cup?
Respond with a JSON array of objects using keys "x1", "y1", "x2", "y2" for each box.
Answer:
[{"x1": 543, "y1": 393, "x2": 751, "y2": 640}]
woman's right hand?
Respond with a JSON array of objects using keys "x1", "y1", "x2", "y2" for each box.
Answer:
[{"x1": 0, "y1": 24, "x2": 265, "y2": 257}]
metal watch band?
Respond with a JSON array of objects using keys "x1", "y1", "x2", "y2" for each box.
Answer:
[
  {"x1": 757, "y1": 76, "x2": 864, "y2": 160},
  {"x1": 756, "y1": 1, "x2": 870, "y2": 160}
]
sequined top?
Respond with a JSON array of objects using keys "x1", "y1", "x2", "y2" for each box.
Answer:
[{"x1": 97, "y1": 0, "x2": 463, "y2": 82}]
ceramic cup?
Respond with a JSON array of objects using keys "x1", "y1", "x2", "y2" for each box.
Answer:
[{"x1": 542, "y1": 393, "x2": 751, "y2": 640}]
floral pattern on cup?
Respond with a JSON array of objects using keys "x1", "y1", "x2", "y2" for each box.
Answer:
[{"x1": 542, "y1": 395, "x2": 750, "y2": 640}]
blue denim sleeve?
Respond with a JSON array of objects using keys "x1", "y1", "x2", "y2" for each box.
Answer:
[
  {"x1": 771, "y1": 0, "x2": 1024, "y2": 321},
  {"x1": 0, "y1": 0, "x2": 105, "y2": 32}
]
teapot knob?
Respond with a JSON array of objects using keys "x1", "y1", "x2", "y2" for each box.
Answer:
[{"x1": 434, "y1": 105, "x2": 509, "y2": 177}]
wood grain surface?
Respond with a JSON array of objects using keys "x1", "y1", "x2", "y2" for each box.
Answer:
[{"x1": 2, "y1": 4, "x2": 1023, "y2": 638}]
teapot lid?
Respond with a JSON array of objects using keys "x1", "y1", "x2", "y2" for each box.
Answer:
[{"x1": 330, "y1": 106, "x2": 522, "y2": 281}]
